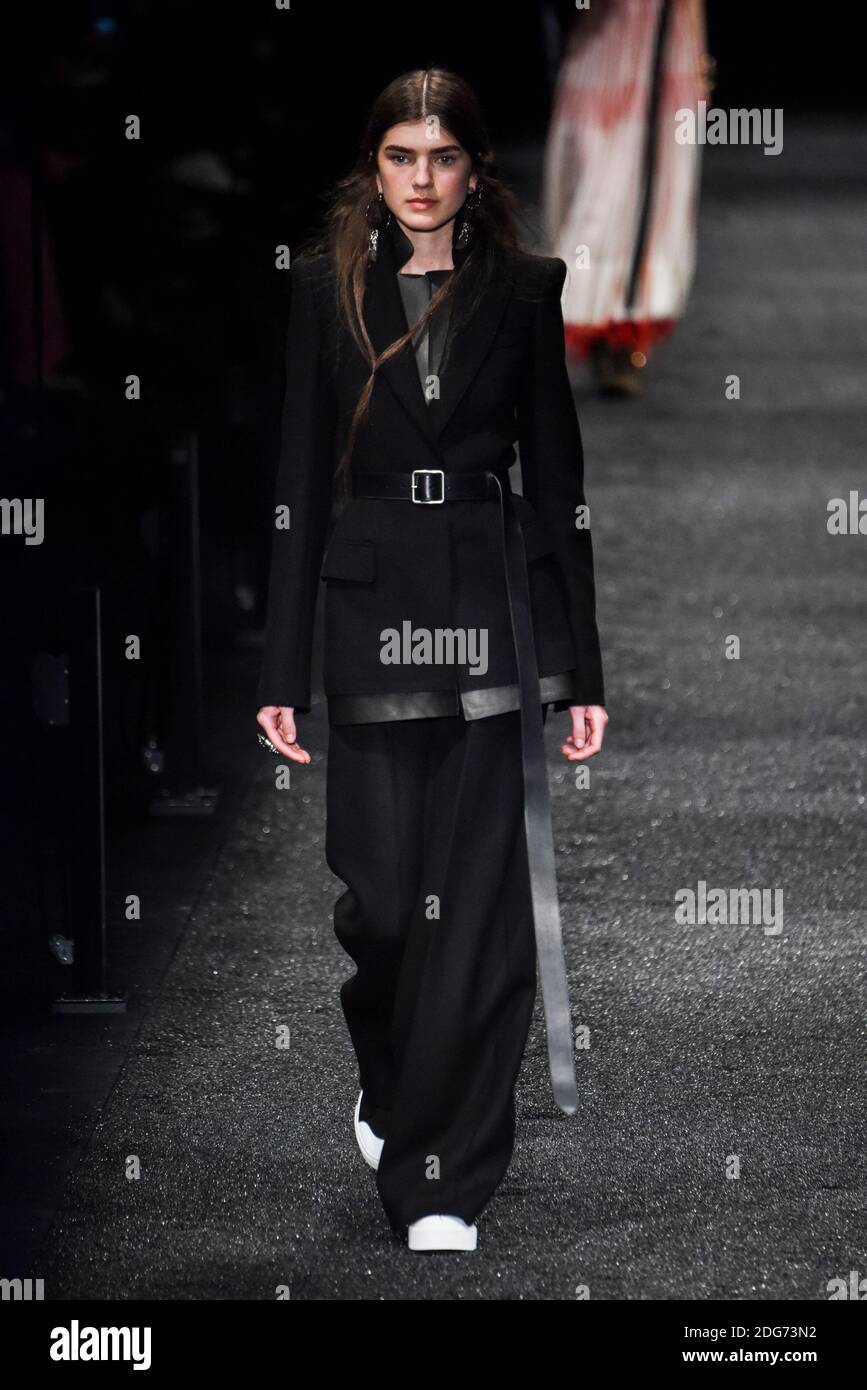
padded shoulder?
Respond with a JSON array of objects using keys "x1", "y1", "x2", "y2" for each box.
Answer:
[
  {"x1": 289, "y1": 251, "x2": 334, "y2": 290},
  {"x1": 505, "y1": 248, "x2": 567, "y2": 304}
]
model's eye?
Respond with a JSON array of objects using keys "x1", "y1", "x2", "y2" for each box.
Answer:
[{"x1": 386, "y1": 153, "x2": 459, "y2": 166}]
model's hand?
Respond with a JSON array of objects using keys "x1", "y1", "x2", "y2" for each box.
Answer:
[
  {"x1": 256, "y1": 706, "x2": 312, "y2": 763},
  {"x1": 561, "y1": 705, "x2": 607, "y2": 761}
]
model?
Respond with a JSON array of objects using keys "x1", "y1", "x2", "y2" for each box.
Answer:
[
  {"x1": 543, "y1": 0, "x2": 709, "y2": 394},
  {"x1": 256, "y1": 67, "x2": 608, "y2": 1253}
]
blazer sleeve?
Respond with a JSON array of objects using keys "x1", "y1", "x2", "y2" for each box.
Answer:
[
  {"x1": 256, "y1": 260, "x2": 336, "y2": 712},
  {"x1": 516, "y1": 257, "x2": 606, "y2": 707}
]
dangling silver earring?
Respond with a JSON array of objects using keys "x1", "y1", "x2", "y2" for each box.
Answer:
[
  {"x1": 366, "y1": 190, "x2": 389, "y2": 266},
  {"x1": 455, "y1": 183, "x2": 483, "y2": 252}
]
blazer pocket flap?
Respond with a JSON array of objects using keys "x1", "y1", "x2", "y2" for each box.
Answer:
[{"x1": 321, "y1": 538, "x2": 377, "y2": 582}]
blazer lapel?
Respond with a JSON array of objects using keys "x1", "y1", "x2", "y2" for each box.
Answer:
[
  {"x1": 364, "y1": 213, "x2": 513, "y2": 459},
  {"x1": 428, "y1": 270, "x2": 511, "y2": 441},
  {"x1": 364, "y1": 223, "x2": 440, "y2": 457}
]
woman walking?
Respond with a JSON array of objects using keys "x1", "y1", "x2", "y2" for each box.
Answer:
[
  {"x1": 542, "y1": 0, "x2": 709, "y2": 395},
  {"x1": 256, "y1": 68, "x2": 607, "y2": 1252}
]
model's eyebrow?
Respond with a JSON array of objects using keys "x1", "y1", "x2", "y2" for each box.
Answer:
[{"x1": 383, "y1": 143, "x2": 463, "y2": 155}]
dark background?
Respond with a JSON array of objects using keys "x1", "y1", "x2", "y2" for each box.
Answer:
[
  {"x1": 0, "y1": 0, "x2": 858, "y2": 1003},
  {"x1": 2, "y1": 0, "x2": 866, "y2": 1300}
]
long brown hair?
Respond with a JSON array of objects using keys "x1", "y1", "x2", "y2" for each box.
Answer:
[{"x1": 295, "y1": 68, "x2": 533, "y2": 495}]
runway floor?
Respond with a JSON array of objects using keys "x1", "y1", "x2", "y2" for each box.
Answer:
[{"x1": 7, "y1": 117, "x2": 867, "y2": 1299}]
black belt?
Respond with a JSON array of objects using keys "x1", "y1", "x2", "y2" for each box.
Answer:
[{"x1": 351, "y1": 467, "x2": 579, "y2": 1116}]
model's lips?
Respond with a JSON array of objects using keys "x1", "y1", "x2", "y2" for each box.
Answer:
[{"x1": 407, "y1": 198, "x2": 437, "y2": 207}]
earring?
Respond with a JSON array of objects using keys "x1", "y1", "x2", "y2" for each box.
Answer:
[
  {"x1": 366, "y1": 190, "x2": 389, "y2": 266},
  {"x1": 455, "y1": 183, "x2": 483, "y2": 252}
]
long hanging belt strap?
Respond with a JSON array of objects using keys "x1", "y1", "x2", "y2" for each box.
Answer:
[
  {"x1": 489, "y1": 474, "x2": 579, "y2": 1115},
  {"x1": 349, "y1": 468, "x2": 579, "y2": 1115}
]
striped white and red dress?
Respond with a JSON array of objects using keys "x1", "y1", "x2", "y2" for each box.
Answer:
[{"x1": 542, "y1": 0, "x2": 707, "y2": 362}]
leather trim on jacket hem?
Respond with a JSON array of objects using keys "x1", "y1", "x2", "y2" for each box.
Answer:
[{"x1": 326, "y1": 671, "x2": 577, "y2": 725}]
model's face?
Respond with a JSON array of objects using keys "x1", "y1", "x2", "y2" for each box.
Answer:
[{"x1": 375, "y1": 120, "x2": 477, "y2": 234}]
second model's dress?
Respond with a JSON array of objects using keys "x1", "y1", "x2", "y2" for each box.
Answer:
[{"x1": 542, "y1": 0, "x2": 707, "y2": 363}]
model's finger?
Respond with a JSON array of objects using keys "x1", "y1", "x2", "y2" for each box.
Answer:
[
  {"x1": 571, "y1": 706, "x2": 587, "y2": 748},
  {"x1": 591, "y1": 706, "x2": 608, "y2": 742},
  {"x1": 574, "y1": 722, "x2": 604, "y2": 758},
  {"x1": 269, "y1": 728, "x2": 311, "y2": 762},
  {"x1": 276, "y1": 712, "x2": 297, "y2": 744},
  {"x1": 277, "y1": 742, "x2": 311, "y2": 763},
  {"x1": 560, "y1": 735, "x2": 586, "y2": 761}
]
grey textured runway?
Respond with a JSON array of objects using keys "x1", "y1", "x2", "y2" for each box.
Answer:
[{"x1": 39, "y1": 120, "x2": 867, "y2": 1299}]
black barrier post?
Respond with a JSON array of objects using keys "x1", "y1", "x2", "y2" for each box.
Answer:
[
  {"x1": 52, "y1": 586, "x2": 126, "y2": 1015},
  {"x1": 149, "y1": 430, "x2": 219, "y2": 816}
]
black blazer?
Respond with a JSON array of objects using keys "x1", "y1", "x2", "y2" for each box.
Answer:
[{"x1": 257, "y1": 215, "x2": 605, "y2": 715}]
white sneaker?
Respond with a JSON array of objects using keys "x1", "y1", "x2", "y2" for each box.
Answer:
[
  {"x1": 353, "y1": 1091, "x2": 384, "y2": 1170},
  {"x1": 408, "y1": 1215, "x2": 478, "y2": 1252}
]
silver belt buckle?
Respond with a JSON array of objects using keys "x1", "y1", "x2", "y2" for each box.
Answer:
[{"x1": 411, "y1": 468, "x2": 445, "y2": 504}]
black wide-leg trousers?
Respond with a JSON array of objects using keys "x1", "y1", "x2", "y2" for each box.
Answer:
[{"x1": 324, "y1": 707, "x2": 546, "y2": 1230}]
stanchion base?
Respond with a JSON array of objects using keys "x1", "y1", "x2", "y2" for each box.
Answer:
[
  {"x1": 149, "y1": 785, "x2": 220, "y2": 817},
  {"x1": 52, "y1": 993, "x2": 128, "y2": 1014}
]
